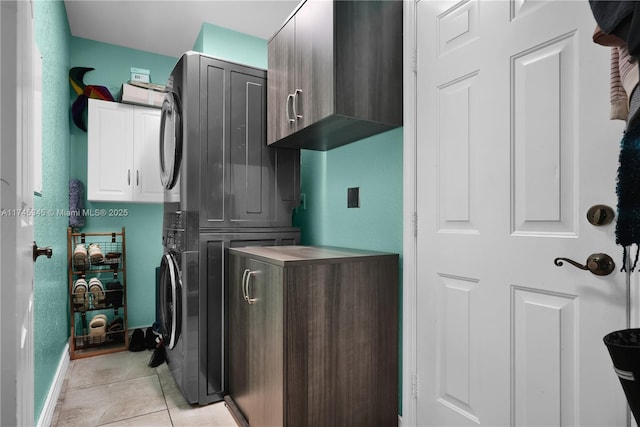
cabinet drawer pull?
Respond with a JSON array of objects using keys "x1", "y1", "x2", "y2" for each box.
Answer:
[
  {"x1": 293, "y1": 89, "x2": 302, "y2": 120},
  {"x1": 286, "y1": 94, "x2": 295, "y2": 123}
]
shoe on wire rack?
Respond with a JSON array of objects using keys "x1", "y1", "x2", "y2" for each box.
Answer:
[
  {"x1": 72, "y1": 278, "x2": 89, "y2": 312},
  {"x1": 88, "y1": 277, "x2": 106, "y2": 309},
  {"x1": 73, "y1": 244, "x2": 88, "y2": 270},
  {"x1": 88, "y1": 243, "x2": 104, "y2": 264},
  {"x1": 89, "y1": 314, "x2": 107, "y2": 345}
]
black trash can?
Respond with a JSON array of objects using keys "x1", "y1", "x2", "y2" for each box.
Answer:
[{"x1": 603, "y1": 328, "x2": 640, "y2": 423}]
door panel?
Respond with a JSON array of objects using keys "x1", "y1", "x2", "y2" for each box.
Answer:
[
  {"x1": 228, "y1": 72, "x2": 274, "y2": 224},
  {"x1": 512, "y1": 287, "x2": 578, "y2": 426},
  {"x1": 228, "y1": 255, "x2": 251, "y2": 420},
  {"x1": 416, "y1": 1, "x2": 627, "y2": 425},
  {"x1": 87, "y1": 99, "x2": 134, "y2": 201},
  {"x1": 294, "y1": 0, "x2": 334, "y2": 129},
  {"x1": 200, "y1": 61, "x2": 225, "y2": 225},
  {"x1": 267, "y1": 19, "x2": 295, "y2": 144},
  {"x1": 1, "y1": 1, "x2": 35, "y2": 424},
  {"x1": 228, "y1": 256, "x2": 284, "y2": 426},
  {"x1": 133, "y1": 107, "x2": 162, "y2": 202},
  {"x1": 512, "y1": 34, "x2": 576, "y2": 236},
  {"x1": 249, "y1": 259, "x2": 284, "y2": 427}
]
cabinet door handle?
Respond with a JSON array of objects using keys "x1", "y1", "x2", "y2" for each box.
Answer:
[
  {"x1": 245, "y1": 270, "x2": 258, "y2": 305},
  {"x1": 286, "y1": 94, "x2": 295, "y2": 123},
  {"x1": 127, "y1": 169, "x2": 131, "y2": 186},
  {"x1": 136, "y1": 170, "x2": 139, "y2": 186},
  {"x1": 293, "y1": 89, "x2": 302, "y2": 120},
  {"x1": 241, "y1": 269, "x2": 249, "y2": 302}
]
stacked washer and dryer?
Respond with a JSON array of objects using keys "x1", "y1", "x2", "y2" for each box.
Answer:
[{"x1": 157, "y1": 52, "x2": 300, "y2": 405}]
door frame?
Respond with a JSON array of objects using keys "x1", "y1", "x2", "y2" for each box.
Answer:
[{"x1": 402, "y1": 1, "x2": 418, "y2": 426}]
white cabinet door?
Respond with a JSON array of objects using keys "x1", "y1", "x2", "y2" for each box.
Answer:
[
  {"x1": 133, "y1": 107, "x2": 162, "y2": 202},
  {"x1": 88, "y1": 99, "x2": 162, "y2": 203},
  {"x1": 88, "y1": 99, "x2": 134, "y2": 201}
]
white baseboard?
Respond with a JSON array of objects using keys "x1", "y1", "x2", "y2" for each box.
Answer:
[{"x1": 36, "y1": 343, "x2": 69, "y2": 427}]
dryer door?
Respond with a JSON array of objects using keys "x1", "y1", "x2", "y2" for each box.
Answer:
[
  {"x1": 159, "y1": 91, "x2": 182, "y2": 190},
  {"x1": 159, "y1": 252, "x2": 182, "y2": 350}
]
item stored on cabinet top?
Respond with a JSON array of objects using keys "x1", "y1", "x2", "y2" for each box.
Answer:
[
  {"x1": 69, "y1": 67, "x2": 114, "y2": 132},
  {"x1": 130, "y1": 67, "x2": 150, "y2": 83},
  {"x1": 119, "y1": 81, "x2": 165, "y2": 107}
]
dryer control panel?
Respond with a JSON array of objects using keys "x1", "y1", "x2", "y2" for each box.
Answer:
[{"x1": 162, "y1": 210, "x2": 198, "y2": 252}]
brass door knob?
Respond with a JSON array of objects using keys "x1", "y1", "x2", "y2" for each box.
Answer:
[{"x1": 554, "y1": 253, "x2": 615, "y2": 276}]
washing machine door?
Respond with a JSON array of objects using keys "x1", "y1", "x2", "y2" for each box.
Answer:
[
  {"x1": 159, "y1": 91, "x2": 182, "y2": 190},
  {"x1": 159, "y1": 252, "x2": 182, "y2": 350}
]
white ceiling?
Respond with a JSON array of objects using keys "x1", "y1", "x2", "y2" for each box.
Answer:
[{"x1": 63, "y1": 0, "x2": 300, "y2": 58}]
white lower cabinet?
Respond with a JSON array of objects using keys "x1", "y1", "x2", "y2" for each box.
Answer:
[{"x1": 87, "y1": 98, "x2": 163, "y2": 203}]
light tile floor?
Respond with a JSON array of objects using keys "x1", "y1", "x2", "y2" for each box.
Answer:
[{"x1": 51, "y1": 350, "x2": 238, "y2": 427}]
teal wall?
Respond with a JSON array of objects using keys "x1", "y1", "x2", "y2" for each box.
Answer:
[
  {"x1": 292, "y1": 150, "x2": 327, "y2": 244},
  {"x1": 33, "y1": 0, "x2": 71, "y2": 421},
  {"x1": 294, "y1": 129, "x2": 403, "y2": 255},
  {"x1": 68, "y1": 37, "x2": 177, "y2": 329},
  {"x1": 195, "y1": 23, "x2": 268, "y2": 68},
  {"x1": 325, "y1": 129, "x2": 403, "y2": 254}
]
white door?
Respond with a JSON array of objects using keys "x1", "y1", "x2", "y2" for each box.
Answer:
[
  {"x1": 415, "y1": 1, "x2": 629, "y2": 425},
  {"x1": 0, "y1": 1, "x2": 36, "y2": 425}
]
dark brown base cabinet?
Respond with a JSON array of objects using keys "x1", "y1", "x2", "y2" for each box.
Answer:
[{"x1": 226, "y1": 246, "x2": 399, "y2": 427}]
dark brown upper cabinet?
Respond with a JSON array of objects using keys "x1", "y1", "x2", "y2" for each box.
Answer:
[{"x1": 267, "y1": 0, "x2": 403, "y2": 151}]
